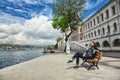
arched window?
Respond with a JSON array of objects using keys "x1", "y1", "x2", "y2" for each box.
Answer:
[
  {"x1": 101, "y1": 13, "x2": 104, "y2": 21},
  {"x1": 93, "y1": 19, "x2": 96, "y2": 26},
  {"x1": 111, "y1": 5, "x2": 116, "y2": 16},
  {"x1": 86, "y1": 34, "x2": 87, "y2": 39},
  {"x1": 102, "y1": 27, "x2": 105, "y2": 35},
  {"x1": 84, "y1": 36, "x2": 85, "y2": 39},
  {"x1": 106, "y1": 10, "x2": 109, "y2": 19},
  {"x1": 85, "y1": 44, "x2": 88, "y2": 46},
  {"x1": 107, "y1": 25, "x2": 110, "y2": 34},
  {"x1": 94, "y1": 31, "x2": 96, "y2": 36},
  {"x1": 90, "y1": 21, "x2": 92, "y2": 27},
  {"x1": 113, "y1": 39, "x2": 120, "y2": 47},
  {"x1": 88, "y1": 33, "x2": 90, "y2": 38},
  {"x1": 96, "y1": 42, "x2": 100, "y2": 47},
  {"x1": 91, "y1": 32, "x2": 93, "y2": 38},
  {"x1": 113, "y1": 23, "x2": 117, "y2": 32},
  {"x1": 88, "y1": 23, "x2": 90, "y2": 29},
  {"x1": 102, "y1": 40, "x2": 110, "y2": 47},
  {"x1": 98, "y1": 29, "x2": 100, "y2": 35}
]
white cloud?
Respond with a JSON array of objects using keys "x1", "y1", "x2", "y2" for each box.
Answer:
[
  {"x1": 0, "y1": 15, "x2": 62, "y2": 45},
  {"x1": 0, "y1": 12, "x2": 25, "y2": 24},
  {"x1": 8, "y1": 0, "x2": 53, "y2": 4},
  {"x1": 42, "y1": 0, "x2": 54, "y2": 3},
  {"x1": 85, "y1": 0, "x2": 104, "y2": 10}
]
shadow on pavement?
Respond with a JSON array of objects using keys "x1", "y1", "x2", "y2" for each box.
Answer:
[
  {"x1": 102, "y1": 52, "x2": 120, "y2": 59},
  {"x1": 66, "y1": 65, "x2": 83, "y2": 69},
  {"x1": 100, "y1": 60, "x2": 120, "y2": 69},
  {"x1": 66, "y1": 63, "x2": 97, "y2": 70}
]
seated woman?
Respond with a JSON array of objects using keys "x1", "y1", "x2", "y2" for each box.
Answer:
[{"x1": 67, "y1": 41, "x2": 99, "y2": 68}]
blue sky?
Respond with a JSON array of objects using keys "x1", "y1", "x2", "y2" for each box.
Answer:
[
  {"x1": 83, "y1": 0, "x2": 110, "y2": 20},
  {"x1": 0, "y1": 0, "x2": 110, "y2": 45}
]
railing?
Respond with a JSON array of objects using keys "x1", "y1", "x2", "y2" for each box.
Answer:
[{"x1": 69, "y1": 41, "x2": 87, "y2": 52}]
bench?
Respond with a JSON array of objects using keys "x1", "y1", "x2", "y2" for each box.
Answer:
[{"x1": 81, "y1": 51, "x2": 102, "y2": 70}]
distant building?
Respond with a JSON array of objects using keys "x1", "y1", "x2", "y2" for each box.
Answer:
[{"x1": 70, "y1": 23, "x2": 83, "y2": 42}]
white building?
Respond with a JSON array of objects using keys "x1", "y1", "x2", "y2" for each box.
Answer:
[
  {"x1": 80, "y1": 0, "x2": 120, "y2": 51},
  {"x1": 58, "y1": 0, "x2": 120, "y2": 51}
]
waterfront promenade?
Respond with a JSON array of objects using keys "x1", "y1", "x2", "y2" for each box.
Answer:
[{"x1": 0, "y1": 52, "x2": 120, "y2": 80}]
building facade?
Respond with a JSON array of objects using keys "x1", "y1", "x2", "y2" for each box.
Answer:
[
  {"x1": 58, "y1": 0, "x2": 120, "y2": 51},
  {"x1": 80, "y1": 0, "x2": 120, "y2": 51},
  {"x1": 70, "y1": 23, "x2": 83, "y2": 42}
]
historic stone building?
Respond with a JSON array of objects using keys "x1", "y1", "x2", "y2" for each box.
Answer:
[
  {"x1": 79, "y1": 0, "x2": 120, "y2": 51},
  {"x1": 58, "y1": 0, "x2": 120, "y2": 51},
  {"x1": 70, "y1": 23, "x2": 83, "y2": 42}
]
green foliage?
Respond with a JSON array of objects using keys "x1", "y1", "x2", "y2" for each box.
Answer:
[
  {"x1": 56, "y1": 37, "x2": 62, "y2": 42},
  {"x1": 47, "y1": 45, "x2": 56, "y2": 50},
  {"x1": 55, "y1": 37, "x2": 63, "y2": 49},
  {"x1": 52, "y1": 16, "x2": 69, "y2": 32},
  {"x1": 52, "y1": 0, "x2": 85, "y2": 33}
]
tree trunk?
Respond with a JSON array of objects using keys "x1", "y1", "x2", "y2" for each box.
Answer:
[
  {"x1": 63, "y1": 30, "x2": 73, "y2": 52},
  {"x1": 64, "y1": 36, "x2": 68, "y2": 52}
]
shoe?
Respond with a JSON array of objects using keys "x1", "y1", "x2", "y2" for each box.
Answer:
[
  {"x1": 67, "y1": 60, "x2": 73, "y2": 63},
  {"x1": 73, "y1": 65, "x2": 79, "y2": 68}
]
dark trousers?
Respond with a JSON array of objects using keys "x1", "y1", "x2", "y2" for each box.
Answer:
[{"x1": 72, "y1": 51, "x2": 93, "y2": 65}]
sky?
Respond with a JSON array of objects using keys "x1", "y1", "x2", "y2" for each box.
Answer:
[{"x1": 0, "y1": 0, "x2": 110, "y2": 46}]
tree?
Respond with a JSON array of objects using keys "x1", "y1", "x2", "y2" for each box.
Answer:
[
  {"x1": 55, "y1": 37, "x2": 63, "y2": 49},
  {"x1": 52, "y1": 0, "x2": 85, "y2": 51}
]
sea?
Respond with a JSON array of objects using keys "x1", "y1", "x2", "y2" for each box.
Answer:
[{"x1": 0, "y1": 49, "x2": 48, "y2": 69}]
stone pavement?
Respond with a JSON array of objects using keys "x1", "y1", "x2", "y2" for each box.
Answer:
[{"x1": 0, "y1": 53, "x2": 120, "y2": 80}]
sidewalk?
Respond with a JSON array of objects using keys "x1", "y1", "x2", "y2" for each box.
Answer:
[{"x1": 0, "y1": 53, "x2": 120, "y2": 80}]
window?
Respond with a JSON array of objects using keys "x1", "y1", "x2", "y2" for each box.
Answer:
[
  {"x1": 94, "y1": 31, "x2": 96, "y2": 36},
  {"x1": 80, "y1": 37, "x2": 82, "y2": 40},
  {"x1": 91, "y1": 32, "x2": 93, "y2": 37},
  {"x1": 80, "y1": 28, "x2": 82, "y2": 32},
  {"x1": 93, "y1": 19, "x2": 96, "y2": 26},
  {"x1": 112, "y1": 6, "x2": 116, "y2": 15},
  {"x1": 101, "y1": 13, "x2": 104, "y2": 21},
  {"x1": 97, "y1": 16, "x2": 99, "y2": 24},
  {"x1": 98, "y1": 29, "x2": 101, "y2": 35},
  {"x1": 85, "y1": 44, "x2": 88, "y2": 46},
  {"x1": 84, "y1": 36, "x2": 85, "y2": 39},
  {"x1": 113, "y1": 23, "x2": 117, "y2": 32},
  {"x1": 119, "y1": 0, "x2": 120, "y2": 12},
  {"x1": 102, "y1": 27, "x2": 105, "y2": 35},
  {"x1": 86, "y1": 34, "x2": 88, "y2": 39},
  {"x1": 107, "y1": 25, "x2": 110, "y2": 34},
  {"x1": 106, "y1": 10, "x2": 109, "y2": 19},
  {"x1": 90, "y1": 21, "x2": 92, "y2": 27},
  {"x1": 88, "y1": 33, "x2": 90, "y2": 38},
  {"x1": 88, "y1": 23, "x2": 90, "y2": 29},
  {"x1": 96, "y1": 42, "x2": 100, "y2": 47},
  {"x1": 102, "y1": 41, "x2": 110, "y2": 47},
  {"x1": 113, "y1": 39, "x2": 120, "y2": 47}
]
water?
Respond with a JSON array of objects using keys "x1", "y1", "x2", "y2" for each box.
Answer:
[{"x1": 0, "y1": 49, "x2": 48, "y2": 69}]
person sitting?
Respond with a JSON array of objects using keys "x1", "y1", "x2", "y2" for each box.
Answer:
[{"x1": 67, "y1": 41, "x2": 100, "y2": 68}]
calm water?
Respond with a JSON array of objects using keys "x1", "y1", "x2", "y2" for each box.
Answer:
[{"x1": 0, "y1": 49, "x2": 48, "y2": 69}]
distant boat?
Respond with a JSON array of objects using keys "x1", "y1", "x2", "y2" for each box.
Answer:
[
  {"x1": 42, "y1": 50, "x2": 55, "y2": 53},
  {"x1": 42, "y1": 51, "x2": 49, "y2": 53}
]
